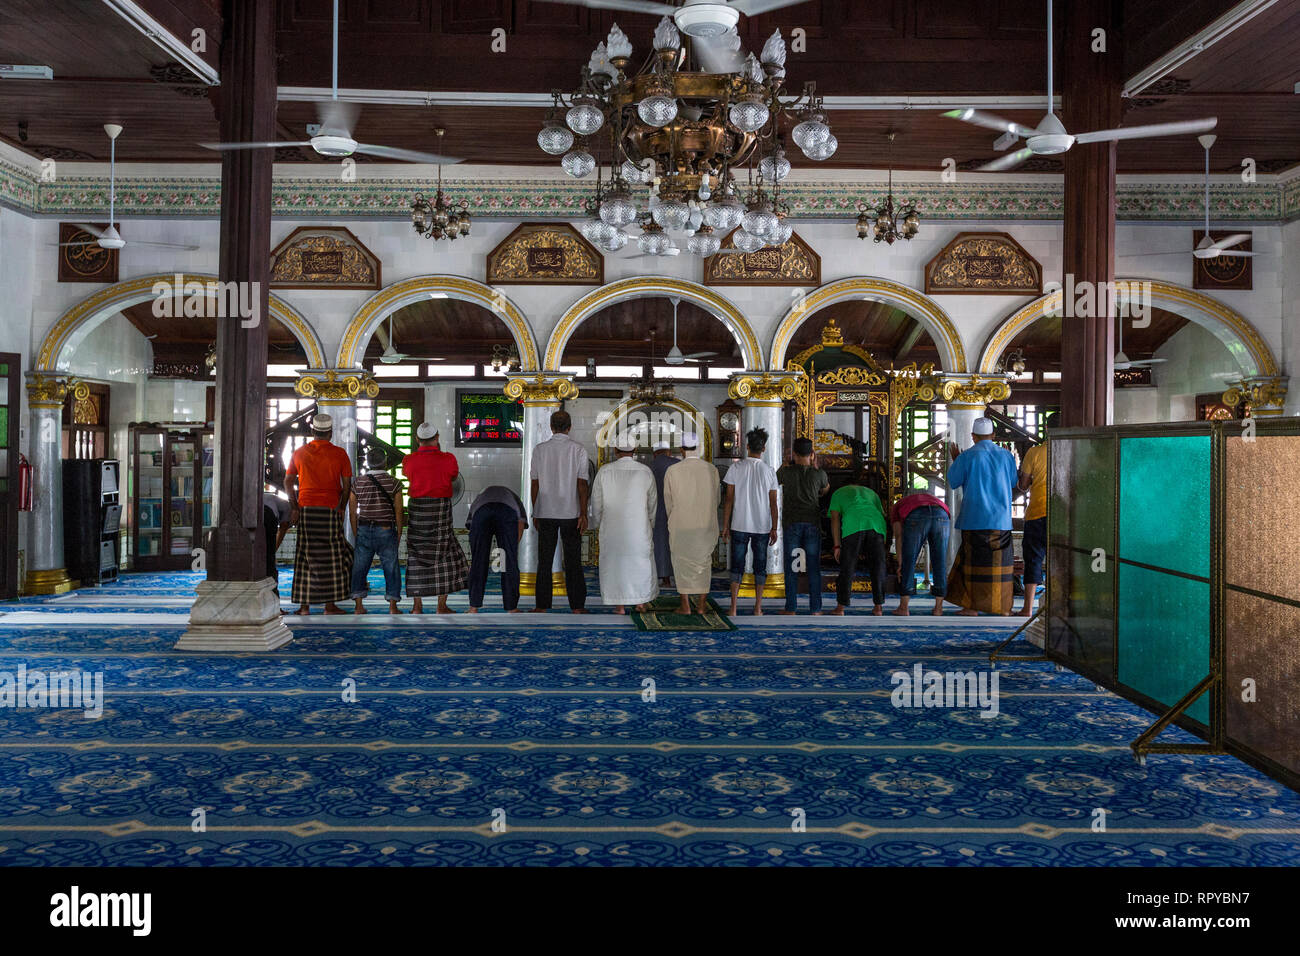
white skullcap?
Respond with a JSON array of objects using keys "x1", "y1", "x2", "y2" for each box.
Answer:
[
  {"x1": 311, "y1": 413, "x2": 333, "y2": 432},
  {"x1": 680, "y1": 432, "x2": 699, "y2": 448},
  {"x1": 616, "y1": 434, "x2": 638, "y2": 453},
  {"x1": 653, "y1": 440, "x2": 671, "y2": 451},
  {"x1": 416, "y1": 422, "x2": 438, "y2": 440},
  {"x1": 972, "y1": 417, "x2": 994, "y2": 436}
]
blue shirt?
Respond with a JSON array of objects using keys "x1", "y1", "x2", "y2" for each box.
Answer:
[{"x1": 947, "y1": 440, "x2": 1018, "y2": 531}]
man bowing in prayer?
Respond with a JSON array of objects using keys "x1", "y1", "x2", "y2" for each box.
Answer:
[
  {"x1": 945, "y1": 416, "x2": 1018, "y2": 616},
  {"x1": 591, "y1": 433, "x2": 658, "y2": 614},
  {"x1": 648, "y1": 440, "x2": 678, "y2": 588},
  {"x1": 663, "y1": 432, "x2": 720, "y2": 616},
  {"x1": 402, "y1": 423, "x2": 468, "y2": 614},
  {"x1": 285, "y1": 413, "x2": 353, "y2": 615}
]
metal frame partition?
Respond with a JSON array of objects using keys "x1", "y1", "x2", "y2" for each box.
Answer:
[{"x1": 1044, "y1": 418, "x2": 1300, "y2": 793}]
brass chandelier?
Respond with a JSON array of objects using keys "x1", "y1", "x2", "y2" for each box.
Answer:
[
  {"x1": 411, "y1": 128, "x2": 471, "y2": 241},
  {"x1": 540, "y1": 18, "x2": 837, "y2": 256},
  {"x1": 855, "y1": 132, "x2": 920, "y2": 245}
]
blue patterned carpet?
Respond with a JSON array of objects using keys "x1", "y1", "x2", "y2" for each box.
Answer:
[{"x1": 1, "y1": 574, "x2": 1298, "y2": 866}]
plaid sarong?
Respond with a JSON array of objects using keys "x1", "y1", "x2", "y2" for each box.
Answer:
[
  {"x1": 946, "y1": 529, "x2": 1014, "y2": 615},
  {"x1": 406, "y1": 497, "x2": 468, "y2": 597},
  {"x1": 290, "y1": 506, "x2": 353, "y2": 605}
]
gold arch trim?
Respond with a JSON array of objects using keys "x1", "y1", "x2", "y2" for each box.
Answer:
[
  {"x1": 337, "y1": 275, "x2": 540, "y2": 371},
  {"x1": 36, "y1": 273, "x2": 327, "y2": 371},
  {"x1": 768, "y1": 277, "x2": 968, "y2": 374},
  {"x1": 977, "y1": 279, "x2": 1279, "y2": 378},
  {"x1": 545, "y1": 277, "x2": 763, "y2": 371}
]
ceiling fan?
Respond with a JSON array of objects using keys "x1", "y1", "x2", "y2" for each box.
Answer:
[
  {"x1": 53, "y1": 125, "x2": 199, "y2": 253},
  {"x1": 201, "y1": 0, "x2": 461, "y2": 165},
  {"x1": 664, "y1": 296, "x2": 716, "y2": 365},
  {"x1": 944, "y1": 0, "x2": 1217, "y2": 172},
  {"x1": 1113, "y1": 313, "x2": 1166, "y2": 372},
  {"x1": 537, "y1": 0, "x2": 803, "y2": 73},
  {"x1": 375, "y1": 315, "x2": 445, "y2": 365},
  {"x1": 1123, "y1": 134, "x2": 1258, "y2": 262}
]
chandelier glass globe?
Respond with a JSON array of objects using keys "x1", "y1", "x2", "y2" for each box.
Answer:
[
  {"x1": 791, "y1": 114, "x2": 830, "y2": 152},
  {"x1": 638, "y1": 225, "x2": 672, "y2": 257},
  {"x1": 729, "y1": 94, "x2": 769, "y2": 133},
  {"x1": 581, "y1": 212, "x2": 617, "y2": 246},
  {"x1": 733, "y1": 228, "x2": 766, "y2": 253},
  {"x1": 566, "y1": 100, "x2": 604, "y2": 136},
  {"x1": 599, "y1": 188, "x2": 639, "y2": 227},
  {"x1": 704, "y1": 191, "x2": 744, "y2": 232},
  {"x1": 637, "y1": 95, "x2": 678, "y2": 128},
  {"x1": 561, "y1": 148, "x2": 596, "y2": 178},
  {"x1": 741, "y1": 201, "x2": 778, "y2": 238},
  {"x1": 769, "y1": 217, "x2": 793, "y2": 245},
  {"x1": 537, "y1": 121, "x2": 574, "y2": 156},
  {"x1": 686, "y1": 226, "x2": 721, "y2": 257},
  {"x1": 652, "y1": 198, "x2": 691, "y2": 232},
  {"x1": 621, "y1": 159, "x2": 651, "y2": 184},
  {"x1": 759, "y1": 149, "x2": 791, "y2": 183},
  {"x1": 601, "y1": 229, "x2": 629, "y2": 252},
  {"x1": 805, "y1": 133, "x2": 838, "y2": 161}
]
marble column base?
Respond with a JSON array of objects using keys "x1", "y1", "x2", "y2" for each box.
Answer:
[
  {"x1": 23, "y1": 568, "x2": 77, "y2": 596},
  {"x1": 176, "y1": 577, "x2": 292, "y2": 651}
]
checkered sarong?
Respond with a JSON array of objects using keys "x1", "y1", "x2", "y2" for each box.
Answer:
[
  {"x1": 405, "y1": 497, "x2": 468, "y2": 597},
  {"x1": 946, "y1": 529, "x2": 1014, "y2": 615},
  {"x1": 290, "y1": 506, "x2": 353, "y2": 605}
]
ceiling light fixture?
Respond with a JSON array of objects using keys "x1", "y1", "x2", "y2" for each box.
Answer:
[
  {"x1": 855, "y1": 132, "x2": 920, "y2": 245},
  {"x1": 410, "y1": 128, "x2": 471, "y2": 241}
]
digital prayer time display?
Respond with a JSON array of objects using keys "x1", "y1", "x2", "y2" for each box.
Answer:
[{"x1": 455, "y1": 390, "x2": 523, "y2": 446}]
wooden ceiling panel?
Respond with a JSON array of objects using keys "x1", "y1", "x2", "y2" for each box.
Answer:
[
  {"x1": 561, "y1": 298, "x2": 742, "y2": 365},
  {"x1": 786, "y1": 300, "x2": 940, "y2": 365},
  {"x1": 1006, "y1": 307, "x2": 1191, "y2": 371}
]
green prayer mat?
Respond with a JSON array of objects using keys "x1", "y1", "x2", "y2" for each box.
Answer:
[{"x1": 631, "y1": 595, "x2": 737, "y2": 632}]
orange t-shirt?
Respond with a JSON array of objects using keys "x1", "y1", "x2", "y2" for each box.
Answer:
[{"x1": 287, "y1": 440, "x2": 352, "y2": 508}]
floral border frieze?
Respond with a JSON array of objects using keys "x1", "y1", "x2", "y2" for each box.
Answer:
[{"x1": 4, "y1": 172, "x2": 1296, "y2": 222}]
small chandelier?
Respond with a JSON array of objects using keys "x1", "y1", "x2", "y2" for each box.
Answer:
[
  {"x1": 856, "y1": 132, "x2": 919, "y2": 245},
  {"x1": 411, "y1": 128, "x2": 470, "y2": 241},
  {"x1": 630, "y1": 376, "x2": 675, "y2": 404},
  {"x1": 491, "y1": 343, "x2": 520, "y2": 374},
  {"x1": 996, "y1": 348, "x2": 1028, "y2": 382}
]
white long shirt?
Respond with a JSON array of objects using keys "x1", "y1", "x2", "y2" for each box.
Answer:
[{"x1": 590, "y1": 456, "x2": 659, "y2": 606}]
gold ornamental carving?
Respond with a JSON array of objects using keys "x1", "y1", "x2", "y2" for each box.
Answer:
[
  {"x1": 940, "y1": 375, "x2": 1011, "y2": 407},
  {"x1": 813, "y1": 430, "x2": 853, "y2": 456},
  {"x1": 705, "y1": 230, "x2": 820, "y2": 287},
  {"x1": 27, "y1": 374, "x2": 88, "y2": 409},
  {"x1": 295, "y1": 369, "x2": 380, "y2": 402},
  {"x1": 728, "y1": 371, "x2": 804, "y2": 404},
  {"x1": 270, "y1": 227, "x2": 381, "y2": 290},
  {"x1": 486, "y1": 224, "x2": 603, "y2": 285},
  {"x1": 817, "y1": 366, "x2": 887, "y2": 388},
  {"x1": 1223, "y1": 376, "x2": 1288, "y2": 415},
  {"x1": 504, "y1": 373, "x2": 580, "y2": 406},
  {"x1": 924, "y1": 231, "x2": 1043, "y2": 295}
]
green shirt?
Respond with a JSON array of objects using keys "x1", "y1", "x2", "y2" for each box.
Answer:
[
  {"x1": 828, "y1": 485, "x2": 887, "y2": 540},
  {"x1": 776, "y1": 463, "x2": 829, "y2": 525}
]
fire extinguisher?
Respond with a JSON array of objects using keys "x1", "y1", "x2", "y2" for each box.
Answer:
[{"x1": 18, "y1": 453, "x2": 33, "y2": 512}]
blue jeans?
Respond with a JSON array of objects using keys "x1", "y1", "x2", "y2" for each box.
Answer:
[
  {"x1": 897, "y1": 505, "x2": 950, "y2": 597},
  {"x1": 468, "y1": 503, "x2": 520, "y2": 610},
  {"x1": 783, "y1": 521, "x2": 823, "y2": 612},
  {"x1": 1022, "y1": 516, "x2": 1047, "y2": 586},
  {"x1": 350, "y1": 524, "x2": 401, "y2": 601},
  {"x1": 729, "y1": 530, "x2": 770, "y2": 585}
]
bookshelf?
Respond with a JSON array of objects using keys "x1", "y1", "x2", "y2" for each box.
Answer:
[{"x1": 129, "y1": 423, "x2": 214, "y2": 571}]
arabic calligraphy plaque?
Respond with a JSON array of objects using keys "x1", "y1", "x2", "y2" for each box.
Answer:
[
  {"x1": 270, "y1": 227, "x2": 381, "y2": 289},
  {"x1": 924, "y1": 232, "x2": 1042, "y2": 295},
  {"x1": 58, "y1": 223, "x2": 118, "y2": 283},
  {"x1": 486, "y1": 224, "x2": 602, "y2": 285},
  {"x1": 705, "y1": 230, "x2": 820, "y2": 287}
]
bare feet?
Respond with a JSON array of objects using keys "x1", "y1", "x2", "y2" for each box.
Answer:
[
  {"x1": 572, "y1": 609, "x2": 589, "y2": 615},
  {"x1": 752, "y1": 605, "x2": 763, "y2": 616},
  {"x1": 728, "y1": 603, "x2": 738, "y2": 616},
  {"x1": 324, "y1": 603, "x2": 344, "y2": 615},
  {"x1": 530, "y1": 607, "x2": 550, "y2": 614},
  {"x1": 779, "y1": 610, "x2": 796, "y2": 616},
  {"x1": 353, "y1": 600, "x2": 367, "y2": 615},
  {"x1": 388, "y1": 602, "x2": 402, "y2": 614},
  {"x1": 830, "y1": 606, "x2": 847, "y2": 616},
  {"x1": 892, "y1": 607, "x2": 911, "y2": 616},
  {"x1": 412, "y1": 599, "x2": 423, "y2": 614},
  {"x1": 615, "y1": 605, "x2": 626, "y2": 615},
  {"x1": 957, "y1": 608, "x2": 979, "y2": 616},
  {"x1": 295, "y1": 606, "x2": 310, "y2": 616},
  {"x1": 436, "y1": 601, "x2": 456, "y2": 615},
  {"x1": 677, "y1": 602, "x2": 691, "y2": 615},
  {"x1": 811, "y1": 611, "x2": 823, "y2": 616},
  {"x1": 466, "y1": 607, "x2": 478, "y2": 614},
  {"x1": 508, "y1": 608, "x2": 522, "y2": 613},
  {"x1": 931, "y1": 607, "x2": 944, "y2": 616},
  {"x1": 872, "y1": 605, "x2": 884, "y2": 616}
]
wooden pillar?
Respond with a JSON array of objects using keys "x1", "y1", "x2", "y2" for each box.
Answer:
[
  {"x1": 209, "y1": 0, "x2": 276, "y2": 581},
  {"x1": 1060, "y1": 0, "x2": 1121, "y2": 427}
]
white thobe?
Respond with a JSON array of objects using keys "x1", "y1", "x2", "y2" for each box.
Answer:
[
  {"x1": 590, "y1": 456, "x2": 659, "y2": 606},
  {"x1": 664, "y1": 454, "x2": 721, "y2": 594}
]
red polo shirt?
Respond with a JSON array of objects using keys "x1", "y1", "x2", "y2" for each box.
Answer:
[
  {"x1": 403, "y1": 445, "x2": 458, "y2": 499},
  {"x1": 286, "y1": 439, "x2": 352, "y2": 508}
]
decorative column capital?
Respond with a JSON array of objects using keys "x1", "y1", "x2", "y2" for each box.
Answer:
[
  {"x1": 1223, "y1": 375, "x2": 1288, "y2": 417},
  {"x1": 939, "y1": 374, "x2": 1012, "y2": 409},
  {"x1": 504, "y1": 372, "x2": 579, "y2": 406},
  {"x1": 294, "y1": 368, "x2": 379, "y2": 403},
  {"x1": 25, "y1": 373, "x2": 88, "y2": 409},
  {"x1": 727, "y1": 370, "x2": 804, "y2": 405}
]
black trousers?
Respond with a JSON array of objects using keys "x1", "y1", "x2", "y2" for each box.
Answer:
[
  {"x1": 263, "y1": 506, "x2": 279, "y2": 588},
  {"x1": 534, "y1": 516, "x2": 586, "y2": 610},
  {"x1": 838, "y1": 529, "x2": 887, "y2": 608},
  {"x1": 468, "y1": 503, "x2": 520, "y2": 610}
]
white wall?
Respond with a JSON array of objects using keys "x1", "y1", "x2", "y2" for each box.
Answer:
[{"x1": 1113, "y1": 322, "x2": 1239, "y2": 424}]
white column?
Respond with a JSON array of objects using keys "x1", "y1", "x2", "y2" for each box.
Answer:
[
  {"x1": 939, "y1": 375, "x2": 1011, "y2": 564},
  {"x1": 728, "y1": 371, "x2": 802, "y2": 594},
  {"x1": 505, "y1": 373, "x2": 579, "y2": 592},
  {"x1": 23, "y1": 375, "x2": 77, "y2": 594}
]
